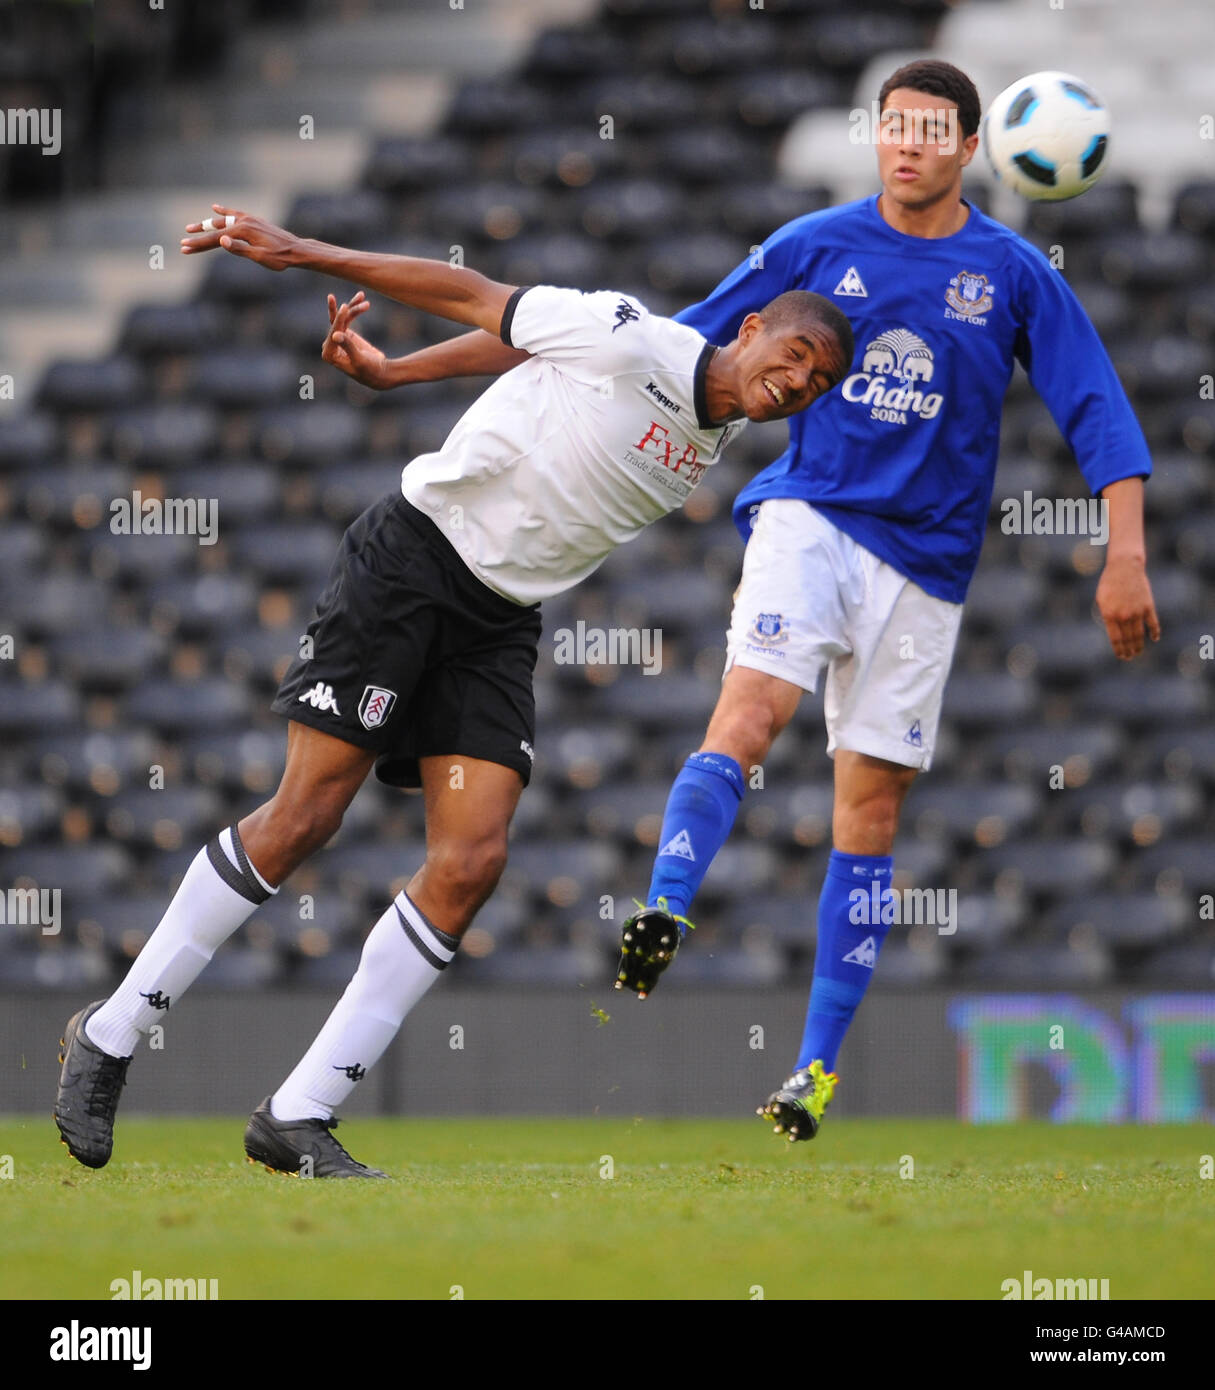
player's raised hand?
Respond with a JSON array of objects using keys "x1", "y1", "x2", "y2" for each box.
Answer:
[
  {"x1": 322, "y1": 292, "x2": 391, "y2": 389},
  {"x1": 180, "y1": 204, "x2": 300, "y2": 271},
  {"x1": 1096, "y1": 555, "x2": 1160, "y2": 660}
]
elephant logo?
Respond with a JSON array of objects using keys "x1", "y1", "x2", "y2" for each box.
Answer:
[{"x1": 860, "y1": 327, "x2": 935, "y2": 383}]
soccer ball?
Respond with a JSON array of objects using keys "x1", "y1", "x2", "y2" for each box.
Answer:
[{"x1": 981, "y1": 71, "x2": 1110, "y2": 201}]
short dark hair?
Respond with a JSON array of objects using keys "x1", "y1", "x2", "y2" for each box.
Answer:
[
  {"x1": 879, "y1": 59, "x2": 981, "y2": 140},
  {"x1": 759, "y1": 290, "x2": 855, "y2": 382}
]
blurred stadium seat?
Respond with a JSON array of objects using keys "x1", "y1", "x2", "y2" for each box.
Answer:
[{"x1": 1, "y1": 0, "x2": 1210, "y2": 1000}]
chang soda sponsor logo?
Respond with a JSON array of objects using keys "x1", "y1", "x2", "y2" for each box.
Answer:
[{"x1": 840, "y1": 327, "x2": 943, "y2": 426}]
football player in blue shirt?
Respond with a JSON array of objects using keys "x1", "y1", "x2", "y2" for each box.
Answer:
[{"x1": 615, "y1": 58, "x2": 1159, "y2": 1140}]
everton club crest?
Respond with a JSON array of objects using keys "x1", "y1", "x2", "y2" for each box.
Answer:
[
  {"x1": 748, "y1": 613, "x2": 789, "y2": 648},
  {"x1": 945, "y1": 270, "x2": 994, "y2": 323}
]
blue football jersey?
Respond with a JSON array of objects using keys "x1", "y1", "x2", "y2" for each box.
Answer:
[{"x1": 676, "y1": 194, "x2": 1151, "y2": 603}]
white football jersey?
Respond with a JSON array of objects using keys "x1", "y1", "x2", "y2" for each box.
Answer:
[{"x1": 400, "y1": 285, "x2": 745, "y2": 604}]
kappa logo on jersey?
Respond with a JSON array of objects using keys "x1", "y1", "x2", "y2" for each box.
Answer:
[
  {"x1": 840, "y1": 327, "x2": 943, "y2": 425},
  {"x1": 645, "y1": 380, "x2": 681, "y2": 414},
  {"x1": 904, "y1": 719, "x2": 923, "y2": 748},
  {"x1": 945, "y1": 270, "x2": 995, "y2": 324},
  {"x1": 748, "y1": 612, "x2": 789, "y2": 647},
  {"x1": 358, "y1": 685, "x2": 397, "y2": 730},
  {"x1": 833, "y1": 265, "x2": 869, "y2": 298},
  {"x1": 298, "y1": 682, "x2": 341, "y2": 715},
  {"x1": 659, "y1": 828, "x2": 696, "y2": 861},
  {"x1": 612, "y1": 298, "x2": 641, "y2": 332},
  {"x1": 843, "y1": 936, "x2": 878, "y2": 968}
]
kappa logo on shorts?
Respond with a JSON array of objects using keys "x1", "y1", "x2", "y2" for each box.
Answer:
[
  {"x1": 358, "y1": 686, "x2": 397, "y2": 730},
  {"x1": 298, "y1": 682, "x2": 341, "y2": 715},
  {"x1": 520, "y1": 740, "x2": 535, "y2": 763},
  {"x1": 748, "y1": 613, "x2": 789, "y2": 648}
]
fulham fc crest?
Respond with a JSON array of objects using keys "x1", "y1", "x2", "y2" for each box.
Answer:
[{"x1": 358, "y1": 685, "x2": 397, "y2": 730}]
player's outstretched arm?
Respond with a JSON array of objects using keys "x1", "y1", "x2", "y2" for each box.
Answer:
[
  {"x1": 385, "y1": 329, "x2": 531, "y2": 383},
  {"x1": 321, "y1": 293, "x2": 531, "y2": 390},
  {"x1": 181, "y1": 203, "x2": 517, "y2": 336},
  {"x1": 1095, "y1": 476, "x2": 1160, "y2": 661},
  {"x1": 1011, "y1": 248, "x2": 1160, "y2": 662}
]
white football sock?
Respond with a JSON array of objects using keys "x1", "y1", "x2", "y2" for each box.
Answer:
[
  {"x1": 85, "y1": 826, "x2": 277, "y2": 1058},
  {"x1": 270, "y1": 891, "x2": 458, "y2": 1122}
]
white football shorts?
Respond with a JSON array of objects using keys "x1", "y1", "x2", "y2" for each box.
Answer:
[{"x1": 724, "y1": 498, "x2": 964, "y2": 769}]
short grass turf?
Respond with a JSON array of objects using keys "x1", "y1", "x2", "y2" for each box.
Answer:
[{"x1": 0, "y1": 1116, "x2": 1211, "y2": 1300}]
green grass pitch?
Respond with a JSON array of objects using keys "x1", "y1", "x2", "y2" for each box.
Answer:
[{"x1": 1, "y1": 1116, "x2": 1210, "y2": 1300}]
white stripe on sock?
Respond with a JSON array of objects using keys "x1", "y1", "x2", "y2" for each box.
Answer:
[{"x1": 219, "y1": 825, "x2": 278, "y2": 897}]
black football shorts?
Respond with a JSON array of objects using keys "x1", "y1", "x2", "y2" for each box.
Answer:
[{"x1": 272, "y1": 493, "x2": 541, "y2": 788}]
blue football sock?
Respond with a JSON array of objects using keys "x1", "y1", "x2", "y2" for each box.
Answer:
[
  {"x1": 645, "y1": 752, "x2": 745, "y2": 928},
  {"x1": 796, "y1": 849, "x2": 894, "y2": 1073}
]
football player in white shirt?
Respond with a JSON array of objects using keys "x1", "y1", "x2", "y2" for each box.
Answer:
[{"x1": 54, "y1": 205, "x2": 853, "y2": 1179}]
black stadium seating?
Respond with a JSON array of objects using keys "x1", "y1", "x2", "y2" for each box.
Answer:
[{"x1": 1, "y1": 0, "x2": 1211, "y2": 991}]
